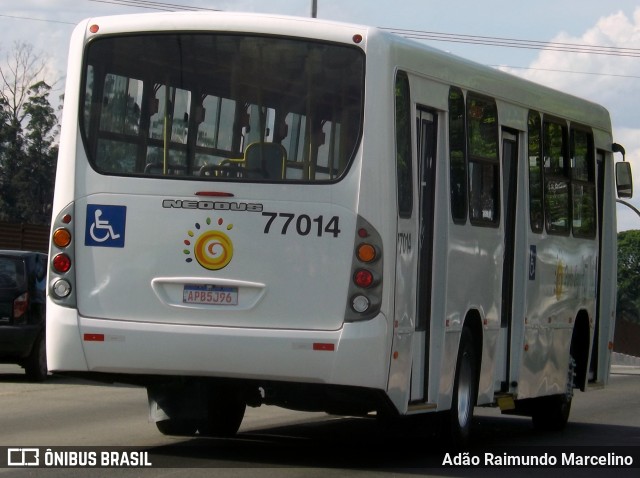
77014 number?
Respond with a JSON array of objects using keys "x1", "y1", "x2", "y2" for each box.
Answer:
[{"x1": 262, "y1": 212, "x2": 341, "y2": 238}]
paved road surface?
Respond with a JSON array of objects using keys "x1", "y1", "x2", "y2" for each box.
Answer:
[{"x1": 0, "y1": 364, "x2": 638, "y2": 476}]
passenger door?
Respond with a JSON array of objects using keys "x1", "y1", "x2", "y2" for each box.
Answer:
[
  {"x1": 410, "y1": 108, "x2": 438, "y2": 402},
  {"x1": 500, "y1": 129, "x2": 519, "y2": 390}
]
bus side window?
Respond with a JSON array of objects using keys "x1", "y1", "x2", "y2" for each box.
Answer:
[
  {"x1": 544, "y1": 119, "x2": 570, "y2": 235},
  {"x1": 467, "y1": 95, "x2": 499, "y2": 226},
  {"x1": 395, "y1": 71, "x2": 413, "y2": 218},
  {"x1": 571, "y1": 128, "x2": 596, "y2": 238},
  {"x1": 449, "y1": 87, "x2": 467, "y2": 224},
  {"x1": 528, "y1": 111, "x2": 544, "y2": 233}
]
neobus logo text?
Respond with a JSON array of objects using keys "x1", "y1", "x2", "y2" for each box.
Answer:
[{"x1": 162, "y1": 199, "x2": 263, "y2": 212}]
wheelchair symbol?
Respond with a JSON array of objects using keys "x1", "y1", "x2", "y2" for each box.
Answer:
[
  {"x1": 529, "y1": 245, "x2": 537, "y2": 280},
  {"x1": 85, "y1": 204, "x2": 126, "y2": 248},
  {"x1": 89, "y1": 209, "x2": 121, "y2": 243}
]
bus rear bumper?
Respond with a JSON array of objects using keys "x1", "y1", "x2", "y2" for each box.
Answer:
[
  {"x1": 46, "y1": 303, "x2": 90, "y2": 372},
  {"x1": 49, "y1": 311, "x2": 390, "y2": 390}
]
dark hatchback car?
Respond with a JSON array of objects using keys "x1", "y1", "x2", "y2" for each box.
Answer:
[{"x1": 0, "y1": 250, "x2": 48, "y2": 381}]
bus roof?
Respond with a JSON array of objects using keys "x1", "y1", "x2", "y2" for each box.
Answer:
[
  {"x1": 78, "y1": 11, "x2": 611, "y2": 133},
  {"x1": 379, "y1": 28, "x2": 611, "y2": 132}
]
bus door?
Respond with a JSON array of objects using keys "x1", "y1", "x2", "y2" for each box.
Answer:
[
  {"x1": 500, "y1": 129, "x2": 519, "y2": 391},
  {"x1": 410, "y1": 108, "x2": 438, "y2": 402},
  {"x1": 590, "y1": 150, "x2": 605, "y2": 381}
]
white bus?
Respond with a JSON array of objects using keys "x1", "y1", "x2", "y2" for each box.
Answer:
[{"x1": 48, "y1": 12, "x2": 633, "y2": 444}]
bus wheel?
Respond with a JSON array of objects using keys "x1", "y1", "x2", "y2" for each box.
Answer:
[
  {"x1": 198, "y1": 390, "x2": 246, "y2": 437},
  {"x1": 155, "y1": 418, "x2": 198, "y2": 436},
  {"x1": 532, "y1": 356, "x2": 575, "y2": 431},
  {"x1": 446, "y1": 327, "x2": 477, "y2": 446}
]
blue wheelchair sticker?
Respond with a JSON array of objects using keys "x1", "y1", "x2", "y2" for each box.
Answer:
[
  {"x1": 529, "y1": 245, "x2": 537, "y2": 280},
  {"x1": 85, "y1": 205, "x2": 127, "y2": 248}
]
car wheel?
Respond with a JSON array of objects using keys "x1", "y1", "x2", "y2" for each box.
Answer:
[{"x1": 25, "y1": 333, "x2": 48, "y2": 382}]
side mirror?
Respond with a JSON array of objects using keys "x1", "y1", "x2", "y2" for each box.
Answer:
[{"x1": 616, "y1": 161, "x2": 633, "y2": 199}]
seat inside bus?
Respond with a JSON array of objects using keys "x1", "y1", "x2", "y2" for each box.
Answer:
[{"x1": 244, "y1": 142, "x2": 287, "y2": 179}]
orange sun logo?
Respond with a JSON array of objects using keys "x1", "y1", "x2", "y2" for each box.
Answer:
[{"x1": 183, "y1": 217, "x2": 234, "y2": 270}]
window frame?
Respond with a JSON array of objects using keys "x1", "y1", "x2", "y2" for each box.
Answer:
[
  {"x1": 570, "y1": 126, "x2": 597, "y2": 239},
  {"x1": 466, "y1": 94, "x2": 500, "y2": 227},
  {"x1": 395, "y1": 70, "x2": 413, "y2": 219},
  {"x1": 79, "y1": 33, "x2": 366, "y2": 184},
  {"x1": 448, "y1": 86, "x2": 467, "y2": 224},
  {"x1": 543, "y1": 117, "x2": 571, "y2": 236},
  {"x1": 527, "y1": 111, "x2": 544, "y2": 234}
]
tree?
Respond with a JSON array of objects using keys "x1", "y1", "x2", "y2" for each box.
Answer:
[
  {"x1": 0, "y1": 42, "x2": 47, "y2": 126},
  {"x1": 0, "y1": 102, "x2": 27, "y2": 222},
  {"x1": 0, "y1": 42, "x2": 57, "y2": 225},
  {"x1": 0, "y1": 95, "x2": 10, "y2": 219},
  {"x1": 12, "y1": 81, "x2": 58, "y2": 224},
  {"x1": 617, "y1": 230, "x2": 640, "y2": 325}
]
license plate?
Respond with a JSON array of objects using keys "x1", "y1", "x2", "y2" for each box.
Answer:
[{"x1": 183, "y1": 284, "x2": 238, "y2": 306}]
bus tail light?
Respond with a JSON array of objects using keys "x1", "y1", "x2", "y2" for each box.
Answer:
[
  {"x1": 356, "y1": 243, "x2": 377, "y2": 263},
  {"x1": 351, "y1": 295, "x2": 370, "y2": 313},
  {"x1": 52, "y1": 254, "x2": 71, "y2": 273},
  {"x1": 53, "y1": 228, "x2": 72, "y2": 248},
  {"x1": 345, "y1": 215, "x2": 383, "y2": 322},
  {"x1": 354, "y1": 269, "x2": 375, "y2": 288},
  {"x1": 52, "y1": 279, "x2": 72, "y2": 298},
  {"x1": 49, "y1": 203, "x2": 77, "y2": 307}
]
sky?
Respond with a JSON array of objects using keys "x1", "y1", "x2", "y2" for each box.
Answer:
[{"x1": 2, "y1": 0, "x2": 640, "y2": 230}]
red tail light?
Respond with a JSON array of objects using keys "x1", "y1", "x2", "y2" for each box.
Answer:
[
  {"x1": 53, "y1": 253, "x2": 71, "y2": 273},
  {"x1": 13, "y1": 292, "x2": 28, "y2": 318},
  {"x1": 354, "y1": 269, "x2": 374, "y2": 288}
]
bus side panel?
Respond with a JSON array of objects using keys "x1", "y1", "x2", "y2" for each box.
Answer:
[
  {"x1": 440, "y1": 223, "x2": 503, "y2": 409},
  {"x1": 518, "y1": 235, "x2": 597, "y2": 399},
  {"x1": 355, "y1": 43, "x2": 401, "y2": 408}
]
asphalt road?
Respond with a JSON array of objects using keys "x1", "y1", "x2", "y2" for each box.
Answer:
[{"x1": 0, "y1": 363, "x2": 638, "y2": 477}]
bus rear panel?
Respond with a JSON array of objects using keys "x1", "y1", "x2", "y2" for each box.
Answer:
[{"x1": 48, "y1": 16, "x2": 395, "y2": 420}]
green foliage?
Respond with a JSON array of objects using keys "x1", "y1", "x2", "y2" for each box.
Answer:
[
  {"x1": 617, "y1": 230, "x2": 640, "y2": 325},
  {"x1": 0, "y1": 55, "x2": 58, "y2": 226}
]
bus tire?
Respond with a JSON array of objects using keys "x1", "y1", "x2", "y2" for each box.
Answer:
[
  {"x1": 531, "y1": 395, "x2": 572, "y2": 431},
  {"x1": 155, "y1": 418, "x2": 198, "y2": 436},
  {"x1": 531, "y1": 356, "x2": 575, "y2": 431},
  {"x1": 198, "y1": 390, "x2": 246, "y2": 437},
  {"x1": 446, "y1": 327, "x2": 477, "y2": 446}
]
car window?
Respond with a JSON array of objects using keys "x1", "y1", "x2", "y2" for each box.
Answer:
[{"x1": 0, "y1": 258, "x2": 26, "y2": 289}]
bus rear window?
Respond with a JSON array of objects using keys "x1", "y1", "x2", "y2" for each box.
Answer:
[{"x1": 80, "y1": 34, "x2": 364, "y2": 182}]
